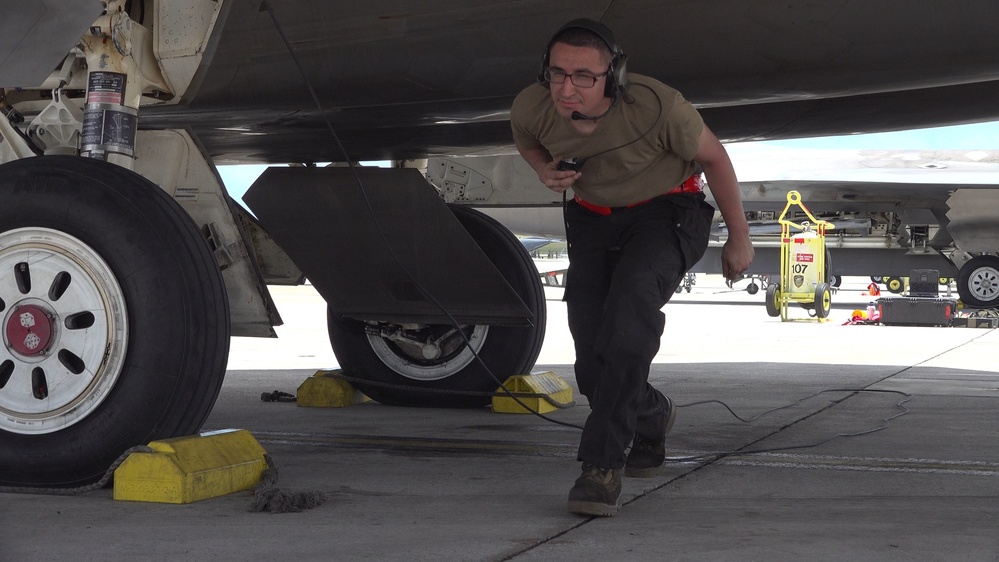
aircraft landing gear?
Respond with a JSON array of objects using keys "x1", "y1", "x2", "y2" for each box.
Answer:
[
  {"x1": 0, "y1": 156, "x2": 230, "y2": 487},
  {"x1": 957, "y1": 255, "x2": 999, "y2": 308},
  {"x1": 327, "y1": 206, "x2": 545, "y2": 408}
]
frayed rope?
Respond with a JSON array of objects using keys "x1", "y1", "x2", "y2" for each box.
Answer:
[{"x1": 248, "y1": 454, "x2": 328, "y2": 513}]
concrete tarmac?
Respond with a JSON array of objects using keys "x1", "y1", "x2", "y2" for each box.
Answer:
[{"x1": 3, "y1": 275, "x2": 998, "y2": 561}]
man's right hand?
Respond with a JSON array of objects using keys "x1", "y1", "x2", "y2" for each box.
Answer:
[{"x1": 538, "y1": 158, "x2": 581, "y2": 193}]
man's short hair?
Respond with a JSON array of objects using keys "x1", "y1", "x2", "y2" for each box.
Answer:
[{"x1": 550, "y1": 27, "x2": 613, "y2": 62}]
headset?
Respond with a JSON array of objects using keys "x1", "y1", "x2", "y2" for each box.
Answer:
[{"x1": 538, "y1": 18, "x2": 629, "y2": 104}]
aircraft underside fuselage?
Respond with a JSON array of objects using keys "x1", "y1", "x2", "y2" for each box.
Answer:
[{"x1": 2, "y1": 0, "x2": 999, "y2": 488}]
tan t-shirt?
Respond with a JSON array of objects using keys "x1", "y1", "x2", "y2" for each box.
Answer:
[{"x1": 511, "y1": 73, "x2": 704, "y2": 207}]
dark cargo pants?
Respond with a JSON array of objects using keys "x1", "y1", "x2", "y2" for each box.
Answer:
[{"x1": 564, "y1": 192, "x2": 714, "y2": 469}]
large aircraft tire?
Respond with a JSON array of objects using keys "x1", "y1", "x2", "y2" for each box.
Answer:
[
  {"x1": 957, "y1": 255, "x2": 999, "y2": 308},
  {"x1": 0, "y1": 156, "x2": 230, "y2": 487},
  {"x1": 327, "y1": 205, "x2": 546, "y2": 408}
]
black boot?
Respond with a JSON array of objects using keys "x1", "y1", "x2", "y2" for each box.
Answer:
[
  {"x1": 624, "y1": 395, "x2": 676, "y2": 477},
  {"x1": 567, "y1": 463, "x2": 622, "y2": 516}
]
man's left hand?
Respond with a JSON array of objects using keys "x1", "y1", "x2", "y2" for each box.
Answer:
[{"x1": 721, "y1": 234, "x2": 754, "y2": 281}]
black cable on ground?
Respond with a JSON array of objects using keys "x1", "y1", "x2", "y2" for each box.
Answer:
[{"x1": 664, "y1": 388, "x2": 912, "y2": 463}]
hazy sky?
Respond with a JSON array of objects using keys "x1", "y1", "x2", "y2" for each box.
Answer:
[
  {"x1": 218, "y1": 120, "x2": 999, "y2": 203},
  {"x1": 749, "y1": 120, "x2": 999, "y2": 150}
]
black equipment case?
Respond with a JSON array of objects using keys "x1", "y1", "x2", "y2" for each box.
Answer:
[{"x1": 878, "y1": 297, "x2": 957, "y2": 327}]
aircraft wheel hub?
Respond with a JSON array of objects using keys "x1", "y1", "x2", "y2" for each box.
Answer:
[
  {"x1": 5, "y1": 303, "x2": 55, "y2": 357},
  {"x1": 0, "y1": 227, "x2": 128, "y2": 434},
  {"x1": 970, "y1": 267, "x2": 999, "y2": 298}
]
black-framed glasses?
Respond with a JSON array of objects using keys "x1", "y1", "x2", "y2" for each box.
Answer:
[{"x1": 544, "y1": 68, "x2": 609, "y2": 88}]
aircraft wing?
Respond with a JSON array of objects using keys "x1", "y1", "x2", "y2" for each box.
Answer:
[
  {"x1": 6, "y1": 1, "x2": 999, "y2": 164},
  {"x1": 151, "y1": 0, "x2": 999, "y2": 163}
]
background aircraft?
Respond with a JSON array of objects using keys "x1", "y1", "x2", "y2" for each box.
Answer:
[
  {"x1": 2, "y1": 0, "x2": 999, "y2": 488},
  {"x1": 472, "y1": 146, "x2": 999, "y2": 300}
]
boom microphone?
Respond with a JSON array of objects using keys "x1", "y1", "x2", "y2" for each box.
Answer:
[{"x1": 571, "y1": 107, "x2": 613, "y2": 121}]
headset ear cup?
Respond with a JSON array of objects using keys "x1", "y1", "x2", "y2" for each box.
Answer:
[
  {"x1": 615, "y1": 53, "x2": 628, "y2": 95},
  {"x1": 604, "y1": 58, "x2": 617, "y2": 98},
  {"x1": 603, "y1": 54, "x2": 629, "y2": 98},
  {"x1": 538, "y1": 50, "x2": 550, "y2": 88}
]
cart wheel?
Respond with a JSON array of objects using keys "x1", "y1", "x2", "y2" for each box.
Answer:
[
  {"x1": 871, "y1": 276, "x2": 884, "y2": 284},
  {"x1": 765, "y1": 284, "x2": 782, "y2": 317},
  {"x1": 829, "y1": 275, "x2": 842, "y2": 288},
  {"x1": 886, "y1": 276, "x2": 905, "y2": 294},
  {"x1": 747, "y1": 282, "x2": 759, "y2": 295},
  {"x1": 814, "y1": 282, "x2": 832, "y2": 318}
]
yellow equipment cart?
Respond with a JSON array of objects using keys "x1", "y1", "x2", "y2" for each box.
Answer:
[{"x1": 765, "y1": 191, "x2": 835, "y2": 321}]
